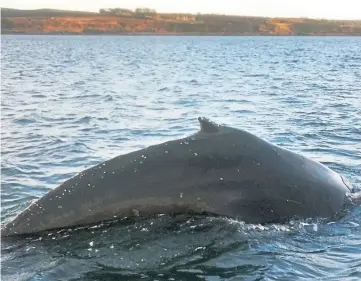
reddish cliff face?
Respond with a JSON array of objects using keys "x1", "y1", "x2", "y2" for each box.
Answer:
[
  {"x1": 2, "y1": 10, "x2": 361, "y2": 35},
  {"x1": 2, "y1": 16, "x2": 157, "y2": 34}
]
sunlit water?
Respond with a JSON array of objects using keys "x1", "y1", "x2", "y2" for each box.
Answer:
[{"x1": 1, "y1": 35, "x2": 361, "y2": 281}]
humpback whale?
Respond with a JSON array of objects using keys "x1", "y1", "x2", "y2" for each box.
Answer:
[{"x1": 1, "y1": 117, "x2": 356, "y2": 236}]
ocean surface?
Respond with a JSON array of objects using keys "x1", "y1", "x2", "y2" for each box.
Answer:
[{"x1": 1, "y1": 35, "x2": 361, "y2": 281}]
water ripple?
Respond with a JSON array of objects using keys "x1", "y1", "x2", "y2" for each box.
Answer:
[{"x1": 1, "y1": 35, "x2": 361, "y2": 281}]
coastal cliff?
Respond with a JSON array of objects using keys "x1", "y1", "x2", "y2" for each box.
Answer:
[{"x1": 2, "y1": 8, "x2": 361, "y2": 35}]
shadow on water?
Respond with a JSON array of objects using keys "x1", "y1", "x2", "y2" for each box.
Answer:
[
  {"x1": 3, "y1": 211, "x2": 360, "y2": 281},
  {"x1": 1, "y1": 214, "x2": 298, "y2": 281}
]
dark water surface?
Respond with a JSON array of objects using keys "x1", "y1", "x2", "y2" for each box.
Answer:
[{"x1": 1, "y1": 35, "x2": 361, "y2": 281}]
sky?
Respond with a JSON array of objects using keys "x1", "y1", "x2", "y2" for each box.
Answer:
[{"x1": 2, "y1": 0, "x2": 361, "y2": 20}]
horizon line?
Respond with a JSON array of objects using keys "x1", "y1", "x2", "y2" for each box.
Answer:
[{"x1": 2, "y1": 7, "x2": 361, "y2": 21}]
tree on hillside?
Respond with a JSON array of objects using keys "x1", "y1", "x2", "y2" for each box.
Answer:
[
  {"x1": 135, "y1": 8, "x2": 156, "y2": 17},
  {"x1": 99, "y1": 8, "x2": 134, "y2": 15}
]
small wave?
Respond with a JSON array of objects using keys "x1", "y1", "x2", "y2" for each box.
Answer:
[
  {"x1": 232, "y1": 109, "x2": 256, "y2": 114},
  {"x1": 350, "y1": 127, "x2": 361, "y2": 135},
  {"x1": 303, "y1": 148, "x2": 360, "y2": 160},
  {"x1": 223, "y1": 99, "x2": 254, "y2": 104},
  {"x1": 31, "y1": 94, "x2": 47, "y2": 98},
  {"x1": 80, "y1": 127, "x2": 93, "y2": 132},
  {"x1": 97, "y1": 117, "x2": 109, "y2": 121},
  {"x1": 104, "y1": 95, "x2": 113, "y2": 101},
  {"x1": 320, "y1": 132, "x2": 361, "y2": 143},
  {"x1": 303, "y1": 133, "x2": 321, "y2": 139},
  {"x1": 188, "y1": 79, "x2": 199, "y2": 84},
  {"x1": 41, "y1": 116, "x2": 74, "y2": 122},
  {"x1": 243, "y1": 73, "x2": 269, "y2": 78},
  {"x1": 72, "y1": 94, "x2": 101, "y2": 99},
  {"x1": 14, "y1": 118, "x2": 37, "y2": 125},
  {"x1": 1, "y1": 166, "x2": 43, "y2": 177},
  {"x1": 74, "y1": 116, "x2": 92, "y2": 124}
]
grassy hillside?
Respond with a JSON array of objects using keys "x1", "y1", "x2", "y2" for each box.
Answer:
[
  {"x1": 2, "y1": 8, "x2": 361, "y2": 35},
  {"x1": 1, "y1": 8, "x2": 98, "y2": 17}
]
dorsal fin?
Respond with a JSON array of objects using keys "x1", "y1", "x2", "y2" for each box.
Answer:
[{"x1": 198, "y1": 117, "x2": 220, "y2": 133}]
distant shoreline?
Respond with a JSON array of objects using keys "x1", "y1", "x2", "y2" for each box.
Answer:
[{"x1": 2, "y1": 8, "x2": 361, "y2": 36}]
